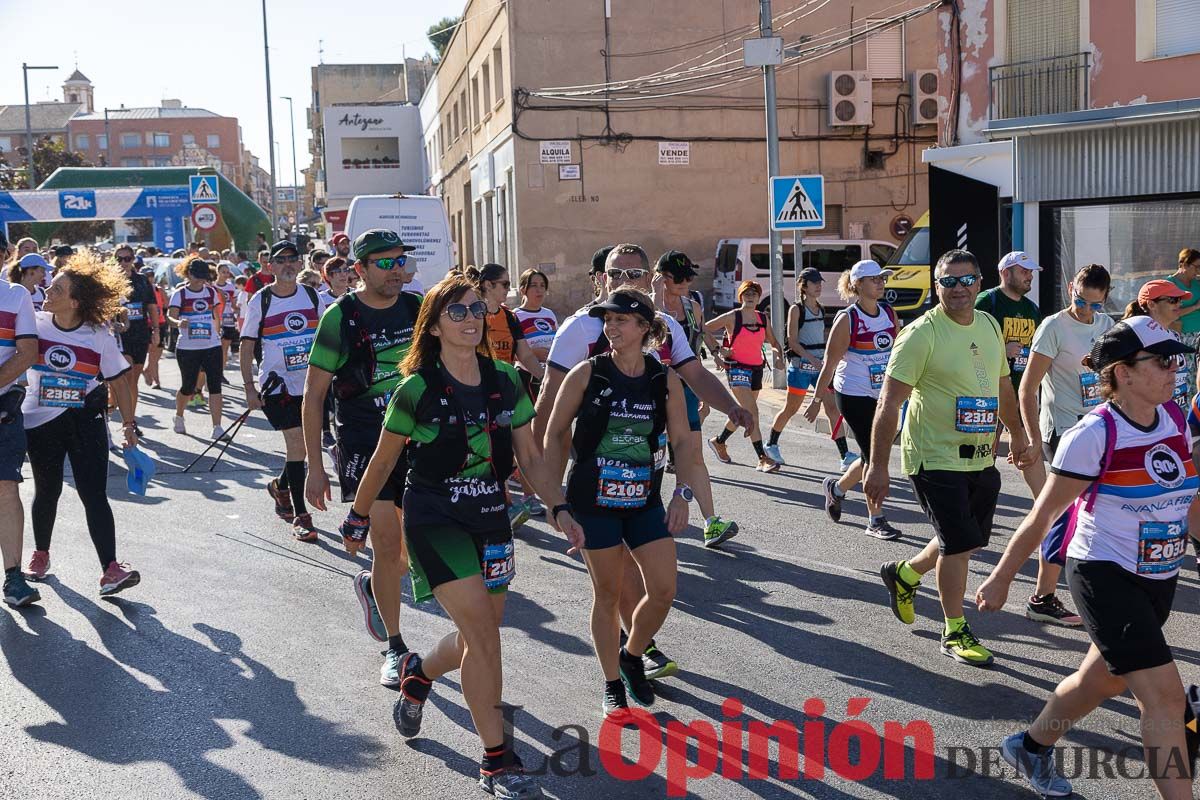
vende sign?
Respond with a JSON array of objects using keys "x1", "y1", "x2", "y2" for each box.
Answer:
[
  {"x1": 540, "y1": 140, "x2": 572, "y2": 164},
  {"x1": 658, "y1": 141, "x2": 690, "y2": 166}
]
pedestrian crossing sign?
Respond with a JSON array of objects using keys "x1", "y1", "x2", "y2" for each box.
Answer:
[
  {"x1": 770, "y1": 175, "x2": 824, "y2": 231},
  {"x1": 189, "y1": 175, "x2": 220, "y2": 205}
]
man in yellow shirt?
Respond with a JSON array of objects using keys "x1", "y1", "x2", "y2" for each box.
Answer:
[{"x1": 865, "y1": 249, "x2": 1035, "y2": 668}]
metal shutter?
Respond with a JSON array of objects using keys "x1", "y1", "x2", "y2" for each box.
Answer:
[
  {"x1": 866, "y1": 20, "x2": 904, "y2": 80},
  {"x1": 1156, "y1": 0, "x2": 1200, "y2": 58}
]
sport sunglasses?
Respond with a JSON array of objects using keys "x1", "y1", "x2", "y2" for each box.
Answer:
[
  {"x1": 442, "y1": 300, "x2": 488, "y2": 322},
  {"x1": 1072, "y1": 296, "x2": 1105, "y2": 311},
  {"x1": 607, "y1": 268, "x2": 648, "y2": 281},
  {"x1": 936, "y1": 274, "x2": 980, "y2": 288},
  {"x1": 368, "y1": 255, "x2": 408, "y2": 270}
]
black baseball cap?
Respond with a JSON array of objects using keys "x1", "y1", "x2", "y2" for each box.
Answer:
[
  {"x1": 655, "y1": 250, "x2": 698, "y2": 280},
  {"x1": 798, "y1": 267, "x2": 823, "y2": 283},
  {"x1": 53, "y1": 245, "x2": 74, "y2": 257},
  {"x1": 590, "y1": 245, "x2": 616, "y2": 275},
  {"x1": 187, "y1": 258, "x2": 214, "y2": 278},
  {"x1": 270, "y1": 240, "x2": 300, "y2": 258},
  {"x1": 587, "y1": 289, "x2": 655, "y2": 323},
  {"x1": 1087, "y1": 315, "x2": 1195, "y2": 372}
]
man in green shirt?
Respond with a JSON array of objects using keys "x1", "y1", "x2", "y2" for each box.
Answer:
[
  {"x1": 975, "y1": 253, "x2": 1080, "y2": 628},
  {"x1": 866, "y1": 249, "x2": 1034, "y2": 668},
  {"x1": 302, "y1": 228, "x2": 422, "y2": 689}
]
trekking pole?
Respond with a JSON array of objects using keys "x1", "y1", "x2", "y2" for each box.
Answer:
[
  {"x1": 205, "y1": 372, "x2": 285, "y2": 472},
  {"x1": 182, "y1": 373, "x2": 282, "y2": 473}
]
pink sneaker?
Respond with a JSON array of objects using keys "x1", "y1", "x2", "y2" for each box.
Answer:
[
  {"x1": 100, "y1": 561, "x2": 141, "y2": 596},
  {"x1": 25, "y1": 550, "x2": 50, "y2": 582}
]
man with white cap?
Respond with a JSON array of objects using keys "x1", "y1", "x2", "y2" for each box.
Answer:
[{"x1": 975, "y1": 251, "x2": 1082, "y2": 627}]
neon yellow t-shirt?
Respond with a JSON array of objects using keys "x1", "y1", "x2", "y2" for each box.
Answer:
[{"x1": 885, "y1": 305, "x2": 1010, "y2": 474}]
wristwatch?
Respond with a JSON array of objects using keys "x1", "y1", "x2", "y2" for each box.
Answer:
[{"x1": 673, "y1": 484, "x2": 694, "y2": 503}]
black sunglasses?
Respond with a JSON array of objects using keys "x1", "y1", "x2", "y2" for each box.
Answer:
[
  {"x1": 443, "y1": 300, "x2": 488, "y2": 322},
  {"x1": 115, "y1": 255, "x2": 135, "y2": 263},
  {"x1": 1127, "y1": 353, "x2": 1183, "y2": 369},
  {"x1": 936, "y1": 274, "x2": 980, "y2": 288},
  {"x1": 271, "y1": 254, "x2": 301, "y2": 264}
]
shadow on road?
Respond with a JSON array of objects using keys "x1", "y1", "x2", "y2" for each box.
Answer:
[{"x1": 0, "y1": 584, "x2": 383, "y2": 800}]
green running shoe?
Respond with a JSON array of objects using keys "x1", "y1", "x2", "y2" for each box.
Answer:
[
  {"x1": 880, "y1": 561, "x2": 919, "y2": 625},
  {"x1": 703, "y1": 517, "x2": 739, "y2": 548},
  {"x1": 941, "y1": 623, "x2": 994, "y2": 668}
]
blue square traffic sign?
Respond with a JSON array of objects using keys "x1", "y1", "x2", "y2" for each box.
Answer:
[
  {"x1": 189, "y1": 175, "x2": 220, "y2": 205},
  {"x1": 770, "y1": 175, "x2": 825, "y2": 231}
]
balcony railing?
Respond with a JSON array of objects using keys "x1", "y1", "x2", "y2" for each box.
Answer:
[{"x1": 989, "y1": 52, "x2": 1091, "y2": 121}]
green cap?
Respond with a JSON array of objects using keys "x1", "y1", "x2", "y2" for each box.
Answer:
[{"x1": 352, "y1": 228, "x2": 416, "y2": 262}]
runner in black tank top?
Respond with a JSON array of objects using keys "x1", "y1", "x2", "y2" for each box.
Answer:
[{"x1": 654, "y1": 250, "x2": 739, "y2": 547}]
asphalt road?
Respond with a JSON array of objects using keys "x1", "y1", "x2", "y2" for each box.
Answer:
[{"x1": 2, "y1": 355, "x2": 1196, "y2": 800}]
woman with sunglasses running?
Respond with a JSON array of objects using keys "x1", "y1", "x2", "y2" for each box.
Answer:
[
  {"x1": 804, "y1": 260, "x2": 902, "y2": 539},
  {"x1": 705, "y1": 280, "x2": 785, "y2": 472},
  {"x1": 466, "y1": 263, "x2": 546, "y2": 526},
  {"x1": 1020, "y1": 264, "x2": 1114, "y2": 469},
  {"x1": 1122, "y1": 280, "x2": 1191, "y2": 410},
  {"x1": 341, "y1": 275, "x2": 581, "y2": 800},
  {"x1": 979, "y1": 316, "x2": 1198, "y2": 800}
]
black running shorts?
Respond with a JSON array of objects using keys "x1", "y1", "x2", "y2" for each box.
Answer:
[
  {"x1": 834, "y1": 391, "x2": 878, "y2": 465},
  {"x1": 1067, "y1": 557, "x2": 1177, "y2": 675},
  {"x1": 907, "y1": 466, "x2": 1001, "y2": 556},
  {"x1": 334, "y1": 425, "x2": 407, "y2": 506},
  {"x1": 262, "y1": 391, "x2": 302, "y2": 432},
  {"x1": 177, "y1": 346, "x2": 223, "y2": 395}
]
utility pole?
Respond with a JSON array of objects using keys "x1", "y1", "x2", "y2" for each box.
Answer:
[
  {"x1": 758, "y1": 1, "x2": 786, "y2": 388},
  {"x1": 22, "y1": 63, "x2": 58, "y2": 188},
  {"x1": 261, "y1": 0, "x2": 279, "y2": 242},
  {"x1": 281, "y1": 95, "x2": 300, "y2": 229}
]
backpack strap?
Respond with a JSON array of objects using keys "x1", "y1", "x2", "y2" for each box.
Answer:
[
  {"x1": 257, "y1": 288, "x2": 274, "y2": 340},
  {"x1": 1082, "y1": 405, "x2": 1118, "y2": 513},
  {"x1": 645, "y1": 355, "x2": 668, "y2": 450},
  {"x1": 478, "y1": 355, "x2": 515, "y2": 483},
  {"x1": 572, "y1": 356, "x2": 616, "y2": 459},
  {"x1": 731, "y1": 309, "x2": 743, "y2": 343},
  {"x1": 1164, "y1": 398, "x2": 1188, "y2": 436}
]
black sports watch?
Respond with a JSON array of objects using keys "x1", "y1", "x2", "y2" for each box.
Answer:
[
  {"x1": 551, "y1": 503, "x2": 573, "y2": 520},
  {"x1": 673, "y1": 484, "x2": 694, "y2": 503}
]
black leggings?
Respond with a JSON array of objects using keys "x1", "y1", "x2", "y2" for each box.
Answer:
[
  {"x1": 834, "y1": 391, "x2": 878, "y2": 465},
  {"x1": 26, "y1": 409, "x2": 117, "y2": 568}
]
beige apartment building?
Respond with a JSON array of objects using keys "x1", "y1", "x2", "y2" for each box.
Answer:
[{"x1": 426, "y1": 0, "x2": 939, "y2": 312}]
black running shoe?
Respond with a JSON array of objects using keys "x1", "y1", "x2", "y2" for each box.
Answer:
[
  {"x1": 480, "y1": 753, "x2": 543, "y2": 799},
  {"x1": 619, "y1": 647, "x2": 655, "y2": 707},
  {"x1": 393, "y1": 653, "x2": 432, "y2": 738},
  {"x1": 822, "y1": 476, "x2": 843, "y2": 523},
  {"x1": 603, "y1": 681, "x2": 630, "y2": 718}
]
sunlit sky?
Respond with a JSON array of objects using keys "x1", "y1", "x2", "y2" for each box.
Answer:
[{"x1": 0, "y1": 0, "x2": 462, "y2": 184}]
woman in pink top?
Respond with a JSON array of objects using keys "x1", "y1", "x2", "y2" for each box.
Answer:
[{"x1": 704, "y1": 280, "x2": 785, "y2": 472}]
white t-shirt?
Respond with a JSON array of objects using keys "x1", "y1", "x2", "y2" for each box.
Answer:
[
  {"x1": 29, "y1": 285, "x2": 45, "y2": 312},
  {"x1": 0, "y1": 282, "x2": 38, "y2": 394},
  {"x1": 1031, "y1": 309, "x2": 1115, "y2": 437},
  {"x1": 1052, "y1": 403, "x2": 1197, "y2": 579},
  {"x1": 216, "y1": 281, "x2": 238, "y2": 328},
  {"x1": 547, "y1": 308, "x2": 696, "y2": 373},
  {"x1": 239, "y1": 285, "x2": 327, "y2": 396},
  {"x1": 22, "y1": 312, "x2": 129, "y2": 428},
  {"x1": 169, "y1": 285, "x2": 222, "y2": 350},
  {"x1": 514, "y1": 306, "x2": 559, "y2": 371}
]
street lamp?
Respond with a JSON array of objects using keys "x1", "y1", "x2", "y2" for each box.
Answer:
[
  {"x1": 261, "y1": 0, "x2": 280, "y2": 241},
  {"x1": 22, "y1": 63, "x2": 58, "y2": 188},
  {"x1": 280, "y1": 95, "x2": 300, "y2": 225}
]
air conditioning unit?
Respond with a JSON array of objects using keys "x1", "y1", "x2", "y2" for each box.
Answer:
[
  {"x1": 828, "y1": 71, "x2": 872, "y2": 127},
  {"x1": 911, "y1": 69, "x2": 939, "y2": 125}
]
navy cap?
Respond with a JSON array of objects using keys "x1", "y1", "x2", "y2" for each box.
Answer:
[
  {"x1": 798, "y1": 267, "x2": 823, "y2": 283},
  {"x1": 270, "y1": 240, "x2": 300, "y2": 258},
  {"x1": 591, "y1": 245, "x2": 615, "y2": 275}
]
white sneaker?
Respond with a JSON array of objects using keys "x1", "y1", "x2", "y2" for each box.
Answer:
[
  {"x1": 211, "y1": 425, "x2": 226, "y2": 441},
  {"x1": 173, "y1": 416, "x2": 186, "y2": 434},
  {"x1": 840, "y1": 451, "x2": 860, "y2": 470},
  {"x1": 763, "y1": 443, "x2": 784, "y2": 464}
]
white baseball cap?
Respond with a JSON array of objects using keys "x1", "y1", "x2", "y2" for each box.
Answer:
[
  {"x1": 848, "y1": 260, "x2": 893, "y2": 281},
  {"x1": 998, "y1": 251, "x2": 1041, "y2": 272}
]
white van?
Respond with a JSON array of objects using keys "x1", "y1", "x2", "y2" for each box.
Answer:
[
  {"x1": 711, "y1": 237, "x2": 897, "y2": 313},
  {"x1": 345, "y1": 194, "x2": 454, "y2": 293}
]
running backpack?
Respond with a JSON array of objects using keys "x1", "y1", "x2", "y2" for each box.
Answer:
[
  {"x1": 1041, "y1": 401, "x2": 1188, "y2": 566},
  {"x1": 406, "y1": 355, "x2": 515, "y2": 484},
  {"x1": 571, "y1": 353, "x2": 669, "y2": 461},
  {"x1": 329, "y1": 291, "x2": 421, "y2": 401}
]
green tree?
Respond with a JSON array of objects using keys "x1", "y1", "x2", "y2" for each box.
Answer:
[
  {"x1": 0, "y1": 135, "x2": 92, "y2": 190},
  {"x1": 427, "y1": 16, "x2": 461, "y2": 61}
]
